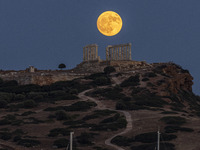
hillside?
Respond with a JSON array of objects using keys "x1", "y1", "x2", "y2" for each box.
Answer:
[{"x1": 0, "y1": 62, "x2": 199, "y2": 150}]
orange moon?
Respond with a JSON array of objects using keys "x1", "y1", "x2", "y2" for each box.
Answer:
[{"x1": 97, "y1": 11, "x2": 123, "y2": 36}]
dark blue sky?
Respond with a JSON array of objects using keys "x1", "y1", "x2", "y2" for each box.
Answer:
[{"x1": 0, "y1": 0, "x2": 199, "y2": 95}]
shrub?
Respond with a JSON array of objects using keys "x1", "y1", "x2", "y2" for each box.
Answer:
[
  {"x1": 160, "y1": 116, "x2": 186, "y2": 125},
  {"x1": 94, "y1": 77, "x2": 110, "y2": 86},
  {"x1": 0, "y1": 100, "x2": 8, "y2": 108},
  {"x1": 0, "y1": 132, "x2": 12, "y2": 140},
  {"x1": 13, "y1": 135, "x2": 22, "y2": 142},
  {"x1": 161, "y1": 111, "x2": 178, "y2": 114},
  {"x1": 164, "y1": 126, "x2": 194, "y2": 133},
  {"x1": 100, "y1": 114, "x2": 120, "y2": 123},
  {"x1": 69, "y1": 89, "x2": 78, "y2": 95},
  {"x1": 21, "y1": 111, "x2": 36, "y2": 116},
  {"x1": 104, "y1": 66, "x2": 116, "y2": 74},
  {"x1": 53, "y1": 138, "x2": 69, "y2": 148},
  {"x1": 48, "y1": 128, "x2": 70, "y2": 137},
  {"x1": 131, "y1": 143, "x2": 175, "y2": 150},
  {"x1": 142, "y1": 78, "x2": 149, "y2": 81},
  {"x1": 1, "y1": 80, "x2": 18, "y2": 87},
  {"x1": 144, "y1": 72, "x2": 157, "y2": 77},
  {"x1": 91, "y1": 115, "x2": 127, "y2": 131},
  {"x1": 134, "y1": 132, "x2": 176, "y2": 143},
  {"x1": 153, "y1": 64, "x2": 167, "y2": 74},
  {"x1": 89, "y1": 87, "x2": 125, "y2": 101},
  {"x1": 120, "y1": 74, "x2": 140, "y2": 87},
  {"x1": 17, "y1": 139, "x2": 41, "y2": 147},
  {"x1": 0, "y1": 92, "x2": 14, "y2": 103},
  {"x1": 14, "y1": 94, "x2": 25, "y2": 101},
  {"x1": 65, "y1": 101, "x2": 97, "y2": 112},
  {"x1": 12, "y1": 129, "x2": 25, "y2": 135},
  {"x1": 111, "y1": 136, "x2": 132, "y2": 146},
  {"x1": 93, "y1": 146, "x2": 109, "y2": 150},
  {"x1": 55, "y1": 110, "x2": 71, "y2": 121},
  {"x1": 77, "y1": 132, "x2": 95, "y2": 145},
  {"x1": 22, "y1": 100, "x2": 37, "y2": 108}
]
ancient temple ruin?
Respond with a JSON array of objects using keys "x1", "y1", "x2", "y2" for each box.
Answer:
[
  {"x1": 83, "y1": 44, "x2": 99, "y2": 61},
  {"x1": 83, "y1": 43, "x2": 132, "y2": 62},
  {"x1": 106, "y1": 43, "x2": 132, "y2": 61}
]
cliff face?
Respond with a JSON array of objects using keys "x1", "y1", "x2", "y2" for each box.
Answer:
[{"x1": 162, "y1": 64, "x2": 193, "y2": 94}]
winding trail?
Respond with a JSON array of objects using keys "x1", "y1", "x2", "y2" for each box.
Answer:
[{"x1": 78, "y1": 89, "x2": 133, "y2": 150}]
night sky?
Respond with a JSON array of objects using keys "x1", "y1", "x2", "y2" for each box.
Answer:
[{"x1": 0, "y1": 0, "x2": 199, "y2": 95}]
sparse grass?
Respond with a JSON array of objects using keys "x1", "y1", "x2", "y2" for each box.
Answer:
[
  {"x1": 164, "y1": 126, "x2": 194, "y2": 133},
  {"x1": 160, "y1": 116, "x2": 186, "y2": 125}
]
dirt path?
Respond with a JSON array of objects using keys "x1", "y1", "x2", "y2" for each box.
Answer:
[{"x1": 78, "y1": 89, "x2": 133, "y2": 150}]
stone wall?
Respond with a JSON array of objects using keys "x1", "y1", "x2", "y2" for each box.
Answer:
[{"x1": 0, "y1": 71, "x2": 88, "y2": 86}]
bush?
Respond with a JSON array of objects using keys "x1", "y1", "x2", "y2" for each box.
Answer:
[
  {"x1": 69, "y1": 89, "x2": 78, "y2": 95},
  {"x1": 65, "y1": 101, "x2": 97, "y2": 112},
  {"x1": 91, "y1": 115, "x2": 127, "y2": 131},
  {"x1": 116, "y1": 89, "x2": 168, "y2": 110},
  {"x1": 22, "y1": 100, "x2": 37, "y2": 108},
  {"x1": 14, "y1": 94, "x2": 25, "y2": 101},
  {"x1": 17, "y1": 139, "x2": 41, "y2": 147},
  {"x1": 0, "y1": 132, "x2": 12, "y2": 140},
  {"x1": 142, "y1": 78, "x2": 149, "y2": 81},
  {"x1": 144, "y1": 72, "x2": 157, "y2": 77},
  {"x1": 111, "y1": 136, "x2": 132, "y2": 146},
  {"x1": 77, "y1": 132, "x2": 95, "y2": 145},
  {"x1": 164, "y1": 126, "x2": 194, "y2": 133},
  {"x1": 13, "y1": 135, "x2": 22, "y2": 142},
  {"x1": 160, "y1": 116, "x2": 186, "y2": 125},
  {"x1": 0, "y1": 92, "x2": 14, "y2": 103},
  {"x1": 134, "y1": 132, "x2": 176, "y2": 143},
  {"x1": 48, "y1": 128, "x2": 70, "y2": 137},
  {"x1": 94, "y1": 77, "x2": 111, "y2": 86},
  {"x1": 120, "y1": 74, "x2": 140, "y2": 87},
  {"x1": 55, "y1": 110, "x2": 71, "y2": 121},
  {"x1": 100, "y1": 114, "x2": 120, "y2": 123},
  {"x1": 104, "y1": 66, "x2": 116, "y2": 74},
  {"x1": 21, "y1": 111, "x2": 36, "y2": 116},
  {"x1": 53, "y1": 138, "x2": 69, "y2": 148},
  {"x1": 131, "y1": 143, "x2": 175, "y2": 150},
  {"x1": 0, "y1": 100, "x2": 8, "y2": 108},
  {"x1": 89, "y1": 87, "x2": 125, "y2": 101}
]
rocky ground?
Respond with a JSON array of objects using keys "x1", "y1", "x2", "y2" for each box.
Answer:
[{"x1": 0, "y1": 62, "x2": 199, "y2": 150}]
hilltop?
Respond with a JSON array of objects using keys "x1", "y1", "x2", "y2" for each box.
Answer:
[{"x1": 0, "y1": 62, "x2": 199, "y2": 150}]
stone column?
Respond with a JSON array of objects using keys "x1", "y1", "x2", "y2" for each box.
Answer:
[
  {"x1": 129, "y1": 46, "x2": 131, "y2": 60},
  {"x1": 119, "y1": 47, "x2": 121, "y2": 60},
  {"x1": 109, "y1": 48, "x2": 111, "y2": 60},
  {"x1": 114, "y1": 48, "x2": 115, "y2": 60},
  {"x1": 106, "y1": 47, "x2": 109, "y2": 60},
  {"x1": 96, "y1": 46, "x2": 98, "y2": 60},
  {"x1": 92, "y1": 47, "x2": 94, "y2": 60}
]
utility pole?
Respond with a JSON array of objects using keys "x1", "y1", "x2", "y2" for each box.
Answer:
[
  {"x1": 157, "y1": 130, "x2": 160, "y2": 150},
  {"x1": 70, "y1": 132, "x2": 74, "y2": 150}
]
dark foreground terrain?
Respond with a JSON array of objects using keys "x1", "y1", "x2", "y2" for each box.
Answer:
[{"x1": 0, "y1": 62, "x2": 199, "y2": 150}]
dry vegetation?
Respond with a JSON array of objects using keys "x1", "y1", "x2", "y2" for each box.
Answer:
[{"x1": 0, "y1": 63, "x2": 199, "y2": 150}]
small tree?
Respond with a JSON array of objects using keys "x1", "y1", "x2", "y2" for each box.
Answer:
[{"x1": 58, "y1": 63, "x2": 66, "y2": 70}]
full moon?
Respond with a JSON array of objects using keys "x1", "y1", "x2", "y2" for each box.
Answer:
[{"x1": 97, "y1": 11, "x2": 122, "y2": 36}]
